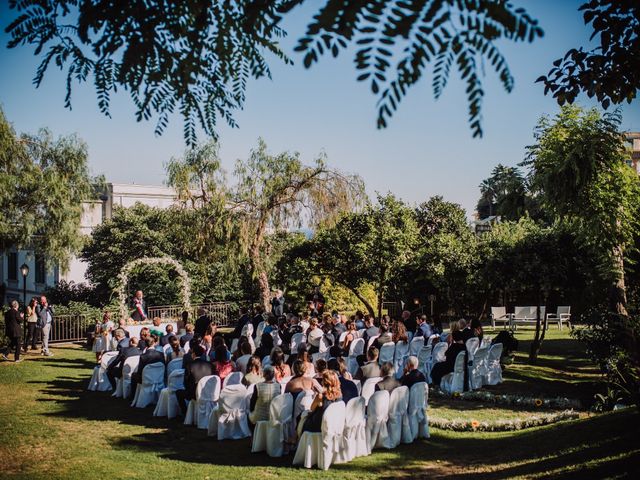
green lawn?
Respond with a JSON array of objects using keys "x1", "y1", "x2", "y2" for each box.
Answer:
[{"x1": 0, "y1": 330, "x2": 638, "y2": 479}]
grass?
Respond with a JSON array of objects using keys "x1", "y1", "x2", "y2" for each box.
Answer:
[{"x1": 0, "y1": 330, "x2": 638, "y2": 479}]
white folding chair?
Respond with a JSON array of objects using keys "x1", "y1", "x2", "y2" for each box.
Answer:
[
  {"x1": 469, "y1": 347, "x2": 489, "y2": 390},
  {"x1": 131, "y1": 362, "x2": 165, "y2": 408},
  {"x1": 290, "y1": 332, "x2": 306, "y2": 354},
  {"x1": 154, "y1": 368, "x2": 184, "y2": 418},
  {"x1": 440, "y1": 351, "x2": 466, "y2": 395},
  {"x1": 337, "y1": 396, "x2": 369, "y2": 463},
  {"x1": 366, "y1": 390, "x2": 390, "y2": 450},
  {"x1": 252, "y1": 393, "x2": 294, "y2": 457},
  {"x1": 113, "y1": 355, "x2": 139, "y2": 398},
  {"x1": 347, "y1": 338, "x2": 365, "y2": 376},
  {"x1": 408, "y1": 382, "x2": 429, "y2": 440},
  {"x1": 417, "y1": 345, "x2": 432, "y2": 381},
  {"x1": 491, "y1": 306, "x2": 512, "y2": 329},
  {"x1": 361, "y1": 376, "x2": 382, "y2": 406},
  {"x1": 211, "y1": 384, "x2": 251, "y2": 440},
  {"x1": 88, "y1": 351, "x2": 118, "y2": 392},
  {"x1": 366, "y1": 334, "x2": 380, "y2": 351},
  {"x1": 222, "y1": 371, "x2": 243, "y2": 389},
  {"x1": 484, "y1": 343, "x2": 503, "y2": 385},
  {"x1": 378, "y1": 342, "x2": 395, "y2": 365},
  {"x1": 184, "y1": 375, "x2": 221, "y2": 428},
  {"x1": 393, "y1": 341, "x2": 410, "y2": 379},
  {"x1": 409, "y1": 336, "x2": 424, "y2": 356},
  {"x1": 386, "y1": 385, "x2": 411, "y2": 448},
  {"x1": 166, "y1": 357, "x2": 183, "y2": 378},
  {"x1": 293, "y1": 401, "x2": 346, "y2": 470},
  {"x1": 546, "y1": 306, "x2": 571, "y2": 330},
  {"x1": 466, "y1": 337, "x2": 480, "y2": 360},
  {"x1": 255, "y1": 321, "x2": 265, "y2": 347}
]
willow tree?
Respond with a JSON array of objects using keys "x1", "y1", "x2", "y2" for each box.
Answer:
[
  {"x1": 167, "y1": 139, "x2": 364, "y2": 311},
  {"x1": 526, "y1": 105, "x2": 640, "y2": 316}
]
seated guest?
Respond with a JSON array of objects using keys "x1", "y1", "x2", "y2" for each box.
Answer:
[
  {"x1": 327, "y1": 358, "x2": 358, "y2": 404},
  {"x1": 362, "y1": 316, "x2": 379, "y2": 345},
  {"x1": 431, "y1": 330, "x2": 467, "y2": 386},
  {"x1": 119, "y1": 318, "x2": 131, "y2": 338},
  {"x1": 355, "y1": 347, "x2": 382, "y2": 382},
  {"x1": 262, "y1": 316, "x2": 277, "y2": 336},
  {"x1": 180, "y1": 323, "x2": 195, "y2": 347},
  {"x1": 106, "y1": 337, "x2": 140, "y2": 390},
  {"x1": 340, "y1": 321, "x2": 356, "y2": 356},
  {"x1": 138, "y1": 327, "x2": 150, "y2": 351},
  {"x1": 149, "y1": 317, "x2": 164, "y2": 338},
  {"x1": 208, "y1": 336, "x2": 230, "y2": 362},
  {"x1": 459, "y1": 319, "x2": 473, "y2": 342},
  {"x1": 445, "y1": 320, "x2": 460, "y2": 345},
  {"x1": 337, "y1": 356, "x2": 353, "y2": 380},
  {"x1": 112, "y1": 328, "x2": 129, "y2": 352},
  {"x1": 182, "y1": 338, "x2": 201, "y2": 370},
  {"x1": 301, "y1": 370, "x2": 343, "y2": 432},
  {"x1": 160, "y1": 324, "x2": 176, "y2": 347},
  {"x1": 249, "y1": 366, "x2": 280, "y2": 424},
  {"x1": 281, "y1": 315, "x2": 303, "y2": 348},
  {"x1": 202, "y1": 323, "x2": 217, "y2": 354},
  {"x1": 401, "y1": 356, "x2": 426, "y2": 389},
  {"x1": 314, "y1": 359, "x2": 328, "y2": 381},
  {"x1": 306, "y1": 318, "x2": 323, "y2": 354},
  {"x1": 211, "y1": 345, "x2": 235, "y2": 382},
  {"x1": 354, "y1": 311, "x2": 366, "y2": 330},
  {"x1": 375, "y1": 362, "x2": 401, "y2": 393},
  {"x1": 470, "y1": 318, "x2": 484, "y2": 343},
  {"x1": 372, "y1": 325, "x2": 393, "y2": 349},
  {"x1": 270, "y1": 347, "x2": 292, "y2": 382},
  {"x1": 288, "y1": 343, "x2": 315, "y2": 377},
  {"x1": 415, "y1": 314, "x2": 433, "y2": 338},
  {"x1": 175, "y1": 344, "x2": 214, "y2": 415},
  {"x1": 392, "y1": 321, "x2": 409, "y2": 344},
  {"x1": 242, "y1": 356, "x2": 265, "y2": 387},
  {"x1": 255, "y1": 332, "x2": 274, "y2": 360},
  {"x1": 129, "y1": 335, "x2": 164, "y2": 399},
  {"x1": 165, "y1": 335, "x2": 184, "y2": 362},
  {"x1": 285, "y1": 360, "x2": 322, "y2": 400},
  {"x1": 229, "y1": 306, "x2": 251, "y2": 340},
  {"x1": 235, "y1": 341, "x2": 253, "y2": 373},
  {"x1": 251, "y1": 305, "x2": 265, "y2": 333}
]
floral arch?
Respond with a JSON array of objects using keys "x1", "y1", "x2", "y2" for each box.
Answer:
[{"x1": 117, "y1": 256, "x2": 191, "y2": 320}]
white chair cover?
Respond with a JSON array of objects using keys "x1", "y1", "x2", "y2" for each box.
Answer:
[
  {"x1": 366, "y1": 334, "x2": 380, "y2": 351},
  {"x1": 163, "y1": 344, "x2": 172, "y2": 355},
  {"x1": 408, "y1": 382, "x2": 430, "y2": 440},
  {"x1": 252, "y1": 393, "x2": 294, "y2": 457},
  {"x1": 184, "y1": 375, "x2": 221, "y2": 427},
  {"x1": 426, "y1": 334, "x2": 438, "y2": 348},
  {"x1": 417, "y1": 345, "x2": 432, "y2": 381},
  {"x1": 113, "y1": 355, "x2": 139, "y2": 398},
  {"x1": 182, "y1": 337, "x2": 191, "y2": 354},
  {"x1": 131, "y1": 362, "x2": 165, "y2": 408},
  {"x1": 361, "y1": 376, "x2": 382, "y2": 405},
  {"x1": 440, "y1": 351, "x2": 466, "y2": 395},
  {"x1": 255, "y1": 321, "x2": 265, "y2": 347},
  {"x1": 166, "y1": 357, "x2": 183, "y2": 377},
  {"x1": 379, "y1": 342, "x2": 395, "y2": 365},
  {"x1": 428, "y1": 342, "x2": 448, "y2": 380},
  {"x1": 465, "y1": 337, "x2": 480, "y2": 360},
  {"x1": 409, "y1": 336, "x2": 424, "y2": 356},
  {"x1": 230, "y1": 338, "x2": 239, "y2": 354},
  {"x1": 290, "y1": 332, "x2": 306, "y2": 353},
  {"x1": 88, "y1": 351, "x2": 118, "y2": 392},
  {"x1": 469, "y1": 347, "x2": 489, "y2": 390},
  {"x1": 241, "y1": 323, "x2": 256, "y2": 353},
  {"x1": 291, "y1": 390, "x2": 315, "y2": 440},
  {"x1": 293, "y1": 401, "x2": 346, "y2": 470},
  {"x1": 222, "y1": 371, "x2": 243, "y2": 388},
  {"x1": 386, "y1": 385, "x2": 411, "y2": 448},
  {"x1": 366, "y1": 390, "x2": 390, "y2": 450},
  {"x1": 212, "y1": 384, "x2": 251, "y2": 440},
  {"x1": 337, "y1": 397, "x2": 369, "y2": 462},
  {"x1": 154, "y1": 368, "x2": 184, "y2": 418},
  {"x1": 347, "y1": 338, "x2": 365, "y2": 376},
  {"x1": 485, "y1": 343, "x2": 503, "y2": 385},
  {"x1": 393, "y1": 341, "x2": 410, "y2": 379}
]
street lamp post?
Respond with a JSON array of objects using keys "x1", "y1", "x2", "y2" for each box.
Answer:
[{"x1": 20, "y1": 263, "x2": 29, "y2": 338}]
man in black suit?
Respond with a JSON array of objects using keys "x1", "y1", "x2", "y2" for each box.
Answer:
[
  {"x1": 129, "y1": 335, "x2": 164, "y2": 399},
  {"x1": 431, "y1": 331, "x2": 467, "y2": 386},
  {"x1": 194, "y1": 308, "x2": 211, "y2": 338},
  {"x1": 459, "y1": 319, "x2": 474, "y2": 342},
  {"x1": 375, "y1": 362, "x2": 401, "y2": 393},
  {"x1": 160, "y1": 324, "x2": 176, "y2": 347},
  {"x1": 229, "y1": 307, "x2": 251, "y2": 339},
  {"x1": 3, "y1": 300, "x2": 23, "y2": 362},
  {"x1": 180, "y1": 323, "x2": 194, "y2": 348},
  {"x1": 175, "y1": 344, "x2": 214, "y2": 415},
  {"x1": 355, "y1": 347, "x2": 382, "y2": 382},
  {"x1": 107, "y1": 336, "x2": 141, "y2": 389},
  {"x1": 271, "y1": 290, "x2": 285, "y2": 317},
  {"x1": 251, "y1": 305, "x2": 265, "y2": 334},
  {"x1": 327, "y1": 358, "x2": 358, "y2": 404},
  {"x1": 401, "y1": 355, "x2": 426, "y2": 390}
]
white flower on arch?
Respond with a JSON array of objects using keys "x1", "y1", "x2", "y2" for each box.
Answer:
[{"x1": 116, "y1": 257, "x2": 191, "y2": 320}]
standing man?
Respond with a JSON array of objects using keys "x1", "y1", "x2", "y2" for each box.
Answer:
[
  {"x1": 36, "y1": 295, "x2": 54, "y2": 357},
  {"x1": 3, "y1": 300, "x2": 23, "y2": 362},
  {"x1": 131, "y1": 290, "x2": 147, "y2": 322},
  {"x1": 271, "y1": 289, "x2": 285, "y2": 317}
]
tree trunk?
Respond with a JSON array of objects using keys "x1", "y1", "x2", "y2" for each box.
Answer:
[
  {"x1": 529, "y1": 290, "x2": 547, "y2": 364},
  {"x1": 248, "y1": 218, "x2": 270, "y2": 313},
  {"x1": 256, "y1": 269, "x2": 271, "y2": 313},
  {"x1": 377, "y1": 268, "x2": 386, "y2": 320},
  {"x1": 609, "y1": 245, "x2": 628, "y2": 316}
]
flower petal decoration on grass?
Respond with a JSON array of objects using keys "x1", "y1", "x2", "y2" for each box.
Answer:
[
  {"x1": 431, "y1": 388, "x2": 582, "y2": 410},
  {"x1": 430, "y1": 410, "x2": 580, "y2": 432}
]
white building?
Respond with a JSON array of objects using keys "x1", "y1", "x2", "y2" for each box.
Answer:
[{"x1": 1, "y1": 183, "x2": 179, "y2": 305}]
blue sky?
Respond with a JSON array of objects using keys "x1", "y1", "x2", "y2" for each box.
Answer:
[{"x1": 1, "y1": 0, "x2": 639, "y2": 217}]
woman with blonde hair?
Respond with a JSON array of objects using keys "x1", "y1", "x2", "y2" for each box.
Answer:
[
  {"x1": 391, "y1": 320, "x2": 408, "y2": 344},
  {"x1": 447, "y1": 320, "x2": 461, "y2": 346},
  {"x1": 301, "y1": 370, "x2": 343, "y2": 433}
]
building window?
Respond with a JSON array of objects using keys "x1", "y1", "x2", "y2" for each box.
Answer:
[
  {"x1": 35, "y1": 255, "x2": 46, "y2": 284},
  {"x1": 8, "y1": 252, "x2": 18, "y2": 280}
]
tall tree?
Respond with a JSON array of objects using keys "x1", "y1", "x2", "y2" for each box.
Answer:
[
  {"x1": 525, "y1": 105, "x2": 640, "y2": 316},
  {"x1": 476, "y1": 164, "x2": 528, "y2": 221},
  {"x1": 166, "y1": 139, "x2": 364, "y2": 311},
  {"x1": 0, "y1": 107, "x2": 99, "y2": 270},
  {"x1": 538, "y1": 0, "x2": 639, "y2": 110},
  {"x1": 5, "y1": 1, "x2": 543, "y2": 143}
]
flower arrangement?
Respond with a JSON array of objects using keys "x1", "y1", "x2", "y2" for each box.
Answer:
[
  {"x1": 116, "y1": 257, "x2": 192, "y2": 320},
  {"x1": 431, "y1": 388, "x2": 582, "y2": 410},
  {"x1": 430, "y1": 410, "x2": 579, "y2": 432}
]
